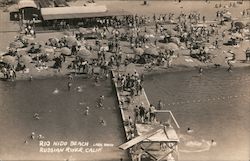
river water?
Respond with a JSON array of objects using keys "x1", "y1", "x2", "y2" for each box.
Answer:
[
  {"x1": 0, "y1": 68, "x2": 249, "y2": 161},
  {"x1": 144, "y1": 68, "x2": 250, "y2": 161},
  {"x1": 0, "y1": 77, "x2": 127, "y2": 161}
]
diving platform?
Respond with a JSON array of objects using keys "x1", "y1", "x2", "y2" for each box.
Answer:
[{"x1": 111, "y1": 70, "x2": 180, "y2": 161}]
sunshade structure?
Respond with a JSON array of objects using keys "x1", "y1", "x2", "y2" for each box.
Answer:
[
  {"x1": 65, "y1": 36, "x2": 78, "y2": 47},
  {"x1": 79, "y1": 27, "x2": 93, "y2": 34},
  {"x1": 63, "y1": 30, "x2": 72, "y2": 36},
  {"x1": 9, "y1": 41, "x2": 24, "y2": 49},
  {"x1": 57, "y1": 47, "x2": 71, "y2": 56},
  {"x1": 144, "y1": 47, "x2": 159, "y2": 56},
  {"x1": 41, "y1": 5, "x2": 131, "y2": 20},
  {"x1": 165, "y1": 28, "x2": 179, "y2": 37},
  {"x1": 2, "y1": 55, "x2": 16, "y2": 66},
  {"x1": 18, "y1": 0, "x2": 38, "y2": 9},
  {"x1": 16, "y1": 49, "x2": 27, "y2": 57},
  {"x1": 234, "y1": 21, "x2": 245, "y2": 29},
  {"x1": 145, "y1": 28, "x2": 155, "y2": 35},
  {"x1": 77, "y1": 48, "x2": 92, "y2": 59},
  {"x1": 133, "y1": 47, "x2": 144, "y2": 56},
  {"x1": 169, "y1": 37, "x2": 180, "y2": 45},
  {"x1": 19, "y1": 55, "x2": 32, "y2": 64},
  {"x1": 42, "y1": 46, "x2": 54, "y2": 54},
  {"x1": 159, "y1": 43, "x2": 179, "y2": 51},
  {"x1": 49, "y1": 38, "x2": 59, "y2": 46}
]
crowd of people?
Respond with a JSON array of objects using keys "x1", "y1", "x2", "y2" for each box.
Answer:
[{"x1": 0, "y1": 1, "x2": 248, "y2": 83}]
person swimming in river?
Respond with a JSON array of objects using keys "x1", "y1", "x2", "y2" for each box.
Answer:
[
  {"x1": 85, "y1": 106, "x2": 89, "y2": 115},
  {"x1": 187, "y1": 127, "x2": 194, "y2": 134},
  {"x1": 33, "y1": 113, "x2": 40, "y2": 120},
  {"x1": 67, "y1": 82, "x2": 72, "y2": 91},
  {"x1": 100, "y1": 119, "x2": 106, "y2": 126},
  {"x1": 97, "y1": 95, "x2": 105, "y2": 108},
  {"x1": 198, "y1": 67, "x2": 203, "y2": 75}
]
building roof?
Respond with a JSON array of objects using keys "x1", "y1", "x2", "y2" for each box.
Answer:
[
  {"x1": 18, "y1": 0, "x2": 38, "y2": 9},
  {"x1": 41, "y1": 6, "x2": 131, "y2": 20}
]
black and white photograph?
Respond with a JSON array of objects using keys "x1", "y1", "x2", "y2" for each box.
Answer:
[{"x1": 0, "y1": 0, "x2": 249, "y2": 161}]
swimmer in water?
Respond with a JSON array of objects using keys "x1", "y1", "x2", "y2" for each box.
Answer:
[
  {"x1": 211, "y1": 139, "x2": 217, "y2": 146},
  {"x1": 187, "y1": 127, "x2": 194, "y2": 134},
  {"x1": 53, "y1": 88, "x2": 59, "y2": 94},
  {"x1": 68, "y1": 74, "x2": 73, "y2": 80},
  {"x1": 29, "y1": 75, "x2": 33, "y2": 81},
  {"x1": 199, "y1": 67, "x2": 203, "y2": 75},
  {"x1": 97, "y1": 95, "x2": 105, "y2": 108},
  {"x1": 77, "y1": 86, "x2": 82, "y2": 92},
  {"x1": 33, "y1": 113, "x2": 40, "y2": 120},
  {"x1": 85, "y1": 106, "x2": 89, "y2": 115},
  {"x1": 31, "y1": 132, "x2": 35, "y2": 139},
  {"x1": 100, "y1": 119, "x2": 106, "y2": 126},
  {"x1": 38, "y1": 134, "x2": 44, "y2": 140}
]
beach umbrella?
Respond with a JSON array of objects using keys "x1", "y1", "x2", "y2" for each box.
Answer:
[
  {"x1": 49, "y1": 38, "x2": 59, "y2": 46},
  {"x1": 16, "y1": 49, "x2": 27, "y2": 57},
  {"x1": 170, "y1": 37, "x2": 180, "y2": 45},
  {"x1": 63, "y1": 30, "x2": 72, "y2": 36},
  {"x1": 161, "y1": 43, "x2": 179, "y2": 51},
  {"x1": 79, "y1": 27, "x2": 88, "y2": 34},
  {"x1": 234, "y1": 22, "x2": 245, "y2": 29},
  {"x1": 134, "y1": 48, "x2": 144, "y2": 55},
  {"x1": 2, "y1": 55, "x2": 16, "y2": 66},
  {"x1": 165, "y1": 28, "x2": 179, "y2": 37},
  {"x1": 42, "y1": 46, "x2": 54, "y2": 54},
  {"x1": 118, "y1": 28, "x2": 127, "y2": 34},
  {"x1": 65, "y1": 36, "x2": 78, "y2": 47},
  {"x1": 144, "y1": 48, "x2": 159, "y2": 56},
  {"x1": 9, "y1": 41, "x2": 24, "y2": 48},
  {"x1": 145, "y1": 28, "x2": 155, "y2": 35},
  {"x1": 19, "y1": 55, "x2": 32, "y2": 64},
  {"x1": 77, "y1": 48, "x2": 91, "y2": 59},
  {"x1": 59, "y1": 47, "x2": 71, "y2": 56},
  {"x1": 204, "y1": 47, "x2": 210, "y2": 53}
]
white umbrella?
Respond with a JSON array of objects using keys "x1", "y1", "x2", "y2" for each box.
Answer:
[
  {"x1": 134, "y1": 48, "x2": 144, "y2": 55},
  {"x1": 2, "y1": 55, "x2": 16, "y2": 66},
  {"x1": 77, "y1": 48, "x2": 92, "y2": 59}
]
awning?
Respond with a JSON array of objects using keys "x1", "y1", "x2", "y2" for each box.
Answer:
[
  {"x1": 18, "y1": 0, "x2": 38, "y2": 9},
  {"x1": 41, "y1": 6, "x2": 131, "y2": 20}
]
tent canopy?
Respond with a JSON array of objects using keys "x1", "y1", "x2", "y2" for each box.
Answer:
[
  {"x1": 41, "y1": 6, "x2": 131, "y2": 20},
  {"x1": 18, "y1": 0, "x2": 38, "y2": 9}
]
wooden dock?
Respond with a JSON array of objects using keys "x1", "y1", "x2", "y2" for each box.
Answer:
[{"x1": 111, "y1": 70, "x2": 180, "y2": 161}]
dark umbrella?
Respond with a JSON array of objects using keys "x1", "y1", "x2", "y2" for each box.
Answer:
[{"x1": 234, "y1": 22, "x2": 245, "y2": 29}]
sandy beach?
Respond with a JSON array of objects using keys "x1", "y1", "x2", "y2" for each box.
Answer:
[{"x1": 0, "y1": 1, "x2": 249, "y2": 161}]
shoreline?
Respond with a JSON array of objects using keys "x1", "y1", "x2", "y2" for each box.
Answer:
[{"x1": 6, "y1": 62, "x2": 250, "y2": 82}]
